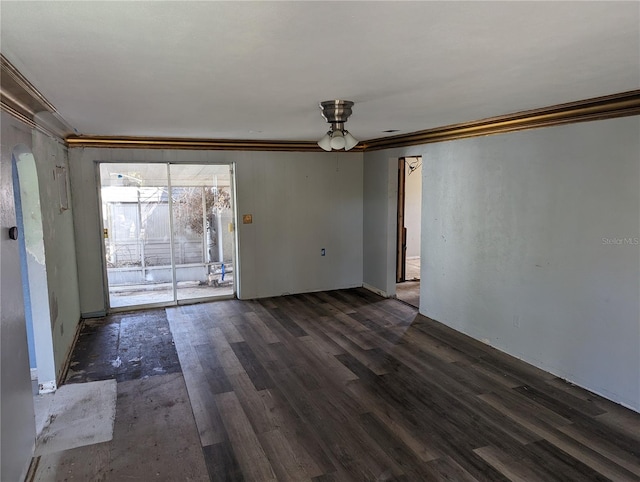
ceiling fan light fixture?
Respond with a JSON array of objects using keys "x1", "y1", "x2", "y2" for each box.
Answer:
[
  {"x1": 343, "y1": 131, "x2": 358, "y2": 151},
  {"x1": 317, "y1": 131, "x2": 332, "y2": 151},
  {"x1": 330, "y1": 130, "x2": 346, "y2": 150},
  {"x1": 318, "y1": 100, "x2": 358, "y2": 151}
]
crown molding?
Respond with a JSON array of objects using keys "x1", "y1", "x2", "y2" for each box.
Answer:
[
  {"x1": 68, "y1": 90, "x2": 640, "y2": 152},
  {"x1": 1, "y1": 54, "x2": 74, "y2": 139},
  {"x1": 64, "y1": 136, "x2": 366, "y2": 152},
  {"x1": 361, "y1": 90, "x2": 640, "y2": 151},
  {"x1": 2, "y1": 54, "x2": 638, "y2": 151},
  {"x1": 1, "y1": 101, "x2": 37, "y2": 129},
  {"x1": 1, "y1": 54, "x2": 56, "y2": 113}
]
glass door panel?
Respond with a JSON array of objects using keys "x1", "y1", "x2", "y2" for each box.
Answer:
[
  {"x1": 100, "y1": 163, "x2": 236, "y2": 308},
  {"x1": 100, "y1": 163, "x2": 174, "y2": 308},
  {"x1": 170, "y1": 164, "x2": 235, "y2": 302}
]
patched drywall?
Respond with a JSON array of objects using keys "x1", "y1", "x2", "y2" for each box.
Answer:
[
  {"x1": 16, "y1": 157, "x2": 46, "y2": 265},
  {"x1": 69, "y1": 149, "x2": 363, "y2": 313},
  {"x1": 32, "y1": 131, "x2": 81, "y2": 381}
]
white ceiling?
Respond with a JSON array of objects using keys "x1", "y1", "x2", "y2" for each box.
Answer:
[{"x1": 1, "y1": 1, "x2": 638, "y2": 142}]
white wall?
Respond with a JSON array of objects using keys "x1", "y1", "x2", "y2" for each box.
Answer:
[
  {"x1": 362, "y1": 154, "x2": 396, "y2": 296},
  {"x1": 69, "y1": 148, "x2": 363, "y2": 313},
  {"x1": 364, "y1": 116, "x2": 640, "y2": 411},
  {"x1": 1, "y1": 113, "x2": 37, "y2": 482}
]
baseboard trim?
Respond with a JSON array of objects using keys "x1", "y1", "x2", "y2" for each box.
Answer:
[
  {"x1": 57, "y1": 317, "x2": 84, "y2": 386},
  {"x1": 363, "y1": 283, "x2": 389, "y2": 298},
  {"x1": 81, "y1": 310, "x2": 107, "y2": 318},
  {"x1": 22, "y1": 450, "x2": 39, "y2": 482}
]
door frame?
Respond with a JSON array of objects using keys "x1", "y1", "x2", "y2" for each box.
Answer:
[{"x1": 396, "y1": 158, "x2": 407, "y2": 283}]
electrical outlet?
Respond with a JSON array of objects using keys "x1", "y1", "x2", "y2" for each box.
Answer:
[
  {"x1": 513, "y1": 315, "x2": 520, "y2": 327},
  {"x1": 321, "y1": 248, "x2": 326, "y2": 256}
]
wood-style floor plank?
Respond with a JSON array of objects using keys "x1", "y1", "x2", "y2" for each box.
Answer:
[
  {"x1": 479, "y1": 392, "x2": 640, "y2": 481},
  {"x1": 229, "y1": 340, "x2": 275, "y2": 391},
  {"x1": 474, "y1": 445, "x2": 550, "y2": 482},
  {"x1": 215, "y1": 391, "x2": 278, "y2": 482},
  {"x1": 241, "y1": 311, "x2": 280, "y2": 345},
  {"x1": 202, "y1": 439, "x2": 245, "y2": 482},
  {"x1": 164, "y1": 288, "x2": 640, "y2": 482},
  {"x1": 424, "y1": 455, "x2": 480, "y2": 482},
  {"x1": 345, "y1": 379, "x2": 444, "y2": 463},
  {"x1": 258, "y1": 428, "x2": 324, "y2": 481}
]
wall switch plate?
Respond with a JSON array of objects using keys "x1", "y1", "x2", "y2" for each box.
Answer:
[{"x1": 321, "y1": 248, "x2": 326, "y2": 256}]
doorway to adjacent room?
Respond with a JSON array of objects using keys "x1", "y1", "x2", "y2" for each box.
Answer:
[{"x1": 396, "y1": 156, "x2": 422, "y2": 308}]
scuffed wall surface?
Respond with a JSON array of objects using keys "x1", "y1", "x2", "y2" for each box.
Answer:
[
  {"x1": 421, "y1": 117, "x2": 640, "y2": 411},
  {"x1": 32, "y1": 131, "x2": 81, "y2": 380},
  {"x1": 365, "y1": 116, "x2": 639, "y2": 411},
  {"x1": 69, "y1": 148, "x2": 363, "y2": 313},
  {"x1": 0, "y1": 113, "x2": 37, "y2": 482}
]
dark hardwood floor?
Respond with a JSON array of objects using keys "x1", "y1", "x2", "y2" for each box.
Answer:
[{"x1": 166, "y1": 288, "x2": 640, "y2": 481}]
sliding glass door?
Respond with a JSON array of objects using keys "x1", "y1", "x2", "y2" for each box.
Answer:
[
  {"x1": 99, "y1": 163, "x2": 235, "y2": 309},
  {"x1": 169, "y1": 164, "x2": 235, "y2": 302}
]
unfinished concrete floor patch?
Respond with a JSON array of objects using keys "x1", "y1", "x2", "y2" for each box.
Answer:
[
  {"x1": 65, "y1": 309, "x2": 181, "y2": 383},
  {"x1": 32, "y1": 373, "x2": 209, "y2": 481},
  {"x1": 35, "y1": 379, "x2": 117, "y2": 456}
]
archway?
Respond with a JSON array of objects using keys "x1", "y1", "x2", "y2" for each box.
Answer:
[{"x1": 12, "y1": 145, "x2": 56, "y2": 392}]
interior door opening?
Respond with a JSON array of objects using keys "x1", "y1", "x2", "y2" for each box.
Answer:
[
  {"x1": 12, "y1": 145, "x2": 57, "y2": 393},
  {"x1": 99, "y1": 162, "x2": 237, "y2": 309},
  {"x1": 396, "y1": 156, "x2": 422, "y2": 308}
]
